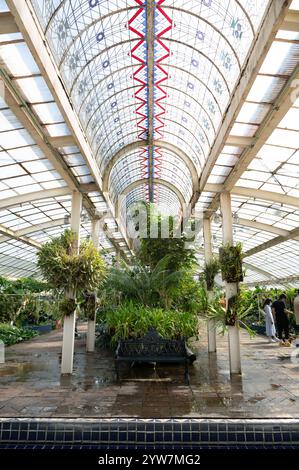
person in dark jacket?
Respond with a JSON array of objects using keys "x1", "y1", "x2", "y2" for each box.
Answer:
[{"x1": 272, "y1": 294, "x2": 292, "y2": 346}]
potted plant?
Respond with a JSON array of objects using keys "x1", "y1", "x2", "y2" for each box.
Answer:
[{"x1": 219, "y1": 242, "x2": 244, "y2": 283}]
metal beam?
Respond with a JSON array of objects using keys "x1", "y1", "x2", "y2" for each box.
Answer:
[
  {"x1": 190, "y1": 0, "x2": 291, "y2": 207},
  {"x1": 281, "y1": 9, "x2": 299, "y2": 32},
  {"x1": 224, "y1": 66, "x2": 299, "y2": 192},
  {"x1": 0, "y1": 11, "x2": 19, "y2": 33},
  {"x1": 226, "y1": 135, "x2": 254, "y2": 147},
  {"x1": 0, "y1": 224, "x2": 41, "y2": 249},
  {"x1": 244, "y1": 226, "x2": 299, "y2": 258},
  {"x1": 245, "y1": 274, "x2": 299, "y2": 287},
  {"x1": 0, "y1": 219, "x2": 67, "y2": 245},
  {"x1": 6, "y1": 0, "x2": 103, "y2": 190},
  {"x1": 146, "y1": 0, "x2": 155, "y2": 201},
  {"x1": 196, "y1": 247, "x2": 275, "y2": 281},
  {"x1": 102, "y1": 140, "x2": 199, "y2": 192},
  {"x1": 0, "y1": 188, "x2": 72, "y2": 210},
  {"x1": 48, "y1": 135, "x2": 75, "y2": 147},
  {"x1": 204, "y1": 184, "x2": 299, "y2": 209},
  {"x1": 0, "y1": 68, "x2": 78, "y2": 190},
  {"x1": 243, "y1": 262, "x2": 276, "y2": 280},
  {"x1": 237, "y1": 217, "x2": 295, "y2": 238}
]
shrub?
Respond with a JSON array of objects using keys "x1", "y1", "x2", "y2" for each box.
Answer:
[
  {"x1": 0, "y1": 323, "x2": 37, "y2": 346},
  {"x1": 37, "y1": 230, "x2": 106, "y2": 296},
  {"x1": 101, "y1": 301, "x2": 198, "y2": 346}
]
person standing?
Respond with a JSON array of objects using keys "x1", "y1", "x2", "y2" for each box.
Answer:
[
  {"x1": 263, "y1": 299, "x2": 279, "y2": 343},
  {"x1": 294, "y1": 289, "x2": 299, "y2": 348},
  {"x1": 272, "y1": 294, "x2": 292, "y2": 347}
]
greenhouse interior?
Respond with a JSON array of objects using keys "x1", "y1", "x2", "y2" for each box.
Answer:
[{"x1": 0, "y1": 0, "x2": 299, "y2": 456}]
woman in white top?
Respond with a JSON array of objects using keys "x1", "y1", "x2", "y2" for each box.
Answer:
[{"x1": 263, "y1": 298, "x2": 279, "y2": 342}]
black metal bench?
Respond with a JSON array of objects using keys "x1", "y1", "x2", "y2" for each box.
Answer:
[{"x1": 115, "y1": 327, "x2": 191, "y2": 384}]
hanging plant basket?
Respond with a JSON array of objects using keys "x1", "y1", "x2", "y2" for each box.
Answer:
[
  {"x1": 225, "y1": 294, "x2": 238, "y2": 326},
  {"x1": 82, "y1": 292, "x2": 97, "y2": 320},
  {"x1": 59, "y1": 298, "x2": 77, "y2": 317},
  {"x1": 219, "y1": 242, "x2": 244, "y2": 283},
  {"x1": 203, "y1": 258, "x2": 220, "y2": 291}
]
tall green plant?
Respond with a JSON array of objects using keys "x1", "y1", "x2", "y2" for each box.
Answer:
[
  {"x1": 107, "y1": 255, "x2": 184, "y2": 309},
  {"x1": 137, "y1": 205, "x2": 196, "y2": 272},
  {"x1": 37, "y1": 230, "x2": 106, "y2": 315}
]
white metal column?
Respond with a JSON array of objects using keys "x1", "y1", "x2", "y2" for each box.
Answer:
[
  {"x1": 203, "y1": 217, "x2": 216, "y2": 353},
  {"x1": 86, "y1": 218, "x2": 100, "y2": 353},
  {"x1": 220, "y1": 192, "x2": 241, "y2": 375},
  {"x1": 61, "y1": 191, "x2": 82, "y2": 374}
]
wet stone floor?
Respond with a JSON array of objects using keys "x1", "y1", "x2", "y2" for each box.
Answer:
[{"x1": 0, "y1": 322, "x2": 299, "y2": 418}]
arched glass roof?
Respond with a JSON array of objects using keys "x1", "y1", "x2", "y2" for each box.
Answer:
[
  {"x1": 31, "y1": 0, "x2": 269, "y2": 212},
  {"x1": 0, "y1": 0, "x2": 298, "y2": 287}
]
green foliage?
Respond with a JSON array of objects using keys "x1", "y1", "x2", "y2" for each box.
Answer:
[
  {"x1": 219, "y1": 242, "x2": 244, "y2": 283},
  {"x1": 37, "y1": 230, "x2": 106, "y2": 295},
  {"x1": 196, "y1": 284, "x2": 255, "y2": 335},
  {"x1": 0, "y1": 276, "x2": 50, "y2": 324},
  {"x1": 101, "y1": 301, "x2": 198, "y2": 346},
  {"x1": 0, "y1": 323, "x2": 37, "y2": 346},
  {"x1": 59, "y1": 298, "x2": 77, "y2": 317},
  {"x1": 138, "y1": 235, "x2": 196, "y2": 272},
  {"x1": 106, "y1": 256, "x2": 185, "y2": 309},
  {"x1": 225, "y1": 293, "x2": 254, "y2": 327},
  {"x1": 203, "y1": 258, "x2": 220, "y2": 290},
  {"x1": 137, "y1": 206, "x2": 196, "y2": 272},
  {"x1": 172, "y1": 273, "x2": 202, "y2": 315},
  {"x1": 81, "y1": 293, "x2": 97, "y2": 320}
]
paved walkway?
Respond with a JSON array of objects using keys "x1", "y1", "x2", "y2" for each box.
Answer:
[{"x1": 0, "y1": 322, "x2": 299, "y2": 418}]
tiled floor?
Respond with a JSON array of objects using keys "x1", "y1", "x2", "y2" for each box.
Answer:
[{"x1": 0, "y1": 322, "x2": 299, "y2": 418}]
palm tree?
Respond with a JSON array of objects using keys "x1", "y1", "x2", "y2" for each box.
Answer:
[{"x1": 108, "y1": 255, "x2": 184, "y2": 309}]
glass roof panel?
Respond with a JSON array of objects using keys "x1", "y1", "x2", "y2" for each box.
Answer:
[{"x1": 30, "y1": 0, "x2": 269, "y2": 212}]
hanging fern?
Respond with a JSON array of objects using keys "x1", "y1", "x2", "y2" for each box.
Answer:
[
  {"x1": 203, "y1": 258, "x2": 220, "y2": 290},
  {"x1": 37, "y1": 230, "x2": 106, "y2": 316},
  {"x1": 219, "y1": 242, "x2": 244, "y2": 283}
]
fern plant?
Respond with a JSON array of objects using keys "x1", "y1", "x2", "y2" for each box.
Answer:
[
  {"x1": 203, "y1": 258, "x2": 220, "y2": 290},
  {"x1": 37, "y1": 230, "x2": 106, "y2": 316},
  {"x1": 219, "y1": 242, "x2": 244, "y2": 283}
]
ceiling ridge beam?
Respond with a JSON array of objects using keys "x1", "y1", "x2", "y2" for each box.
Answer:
[{"x1": 147, "y1": 0, "x2": 155, "y2": 202}]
